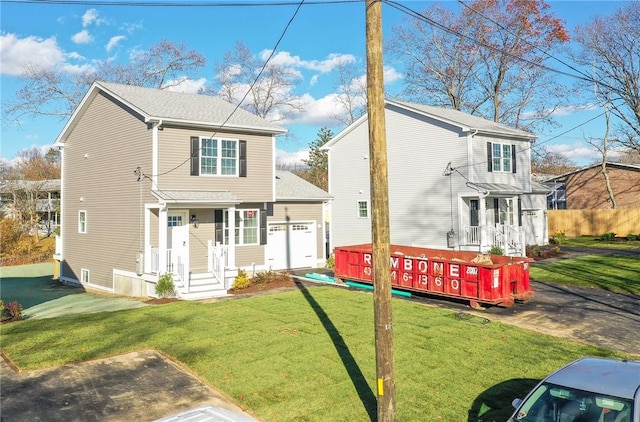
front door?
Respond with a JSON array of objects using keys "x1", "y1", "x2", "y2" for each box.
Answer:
[
  {"x1": 470, "y1": 199, "x2": 479, "y2": 226},
  {"x1": 167, "y1": 210, "x2": 189, "y2": 280}
]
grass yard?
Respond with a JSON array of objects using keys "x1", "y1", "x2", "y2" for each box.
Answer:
[
  {"x1": 561, "y1": 236, "x2": 640, "y2": 250},
  {"x1": 0, "y1": 286, "x2": 628, "y2": 422}
]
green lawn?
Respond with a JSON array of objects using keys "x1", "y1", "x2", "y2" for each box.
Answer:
[
  {"x1": 0, "y1": 286, "x2": 628, "y2": 422},
  {"x1": 561, "y1": 236, "x2": 640, "y2": 250},
  {"x1": 530, "y1": 255, "x2": 640, "y2": 295}
]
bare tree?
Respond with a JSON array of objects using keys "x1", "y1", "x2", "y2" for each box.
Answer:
[
  {"x1": 387, "y1": 0, "x2": 570, "y2": 131},
  {"x1": 4, "y1": 148, "x2": 61, "y2": 239},
  {"x1": 331, "y1": 60, "x2": 367, "y2": 126},
  {"x1": 573, "y1": 2, "x2": 640, "y2": 153},
  {"x1": 531, "y1": 146, "x2": 577, "y2": 175},
  {"x1": 585, "y1": 104, "x2": 618, "y2": 208},
  {"x1": 3, "y1": 40, "x2": 206, "y2": 126},
  {"x1": 213, "y1": 41, "x2": 304, "y2": 122}
]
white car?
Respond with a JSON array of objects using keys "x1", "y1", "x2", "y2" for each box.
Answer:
[
  {"x1": 153, "y1": 405, "x2": 260, "y2": 422},
  {"x1": 508, "y1": 357, "x2": 639, "y2": 422}
]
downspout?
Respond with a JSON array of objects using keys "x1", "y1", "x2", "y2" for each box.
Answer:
[{"x1": 467, "y1": 129, "x2": 479, "y2": 183}]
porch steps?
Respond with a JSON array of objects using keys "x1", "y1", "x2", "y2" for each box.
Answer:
[{"x1": 178, "y1": 273, "x2": 228, "y2": 300}]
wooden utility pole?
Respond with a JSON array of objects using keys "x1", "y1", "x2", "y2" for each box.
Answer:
[{"x1": 365, "y1": 1, "x2": 396, "y2": 420}]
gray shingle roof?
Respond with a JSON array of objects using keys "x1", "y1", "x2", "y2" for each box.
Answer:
[
  {"x1": 97, "y1": 81, "x2": 286, "y2": 134},
  {"x1": 275, "y1": 170, "x2": 331, "y2": 201},
  {"x1": 389, "y1": 100, "x2": 536, "y2": 140},
  {"x1": 151, "y1": 190, "x2": 239, "y2": 203}
]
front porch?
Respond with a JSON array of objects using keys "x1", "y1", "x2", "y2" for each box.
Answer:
[
  {"x1": 144, "y1": 199, "x2": 244, "y2": 300},
  {"x1": 148, "y1": 241, "x2": 231, "y2": 299},
  {"x1": 459, "y1": 194, "x2": 526, "y2": 257},
  {"x1": 460, "y1": 224, "x2": 525, "y2": 256}
]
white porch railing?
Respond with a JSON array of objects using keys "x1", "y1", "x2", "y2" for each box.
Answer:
[
  {"x1": 462, "y1": 225, "x2": 525, "y2": 256},
  {"x1": 208, "y1": 241, "x2": 228, "y2": 287},
  {"x1": 149, "y1": 247, "x2": 185, "y2": 283},
  {"x1": 463, "y1": 225, "x2": 481, "y2": 245},
  {"x1": 489, "y1": 225, "x2": 523, "y2": 255}
]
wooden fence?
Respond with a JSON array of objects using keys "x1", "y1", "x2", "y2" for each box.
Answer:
[{"x1": 548, "y1": 209, "x2": 640, "y2": 237}]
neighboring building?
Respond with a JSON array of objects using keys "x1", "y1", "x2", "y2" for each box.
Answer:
[
  {"x1": 54, "y1": 81, "x2": 330, "y2": 299},
  {"x1": 544, "y1": 163, "x2": 640, "y2": 209},
  {"x1": 322, "y1": 99, "x2": 550, "y2": 257},
  {"x1": 0, "y1": 179, "x2": 61, "y2": 235}
]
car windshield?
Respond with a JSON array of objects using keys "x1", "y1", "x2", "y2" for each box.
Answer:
[{"x1": 514, "y1": 382, "x2": 633, "y2": 422}]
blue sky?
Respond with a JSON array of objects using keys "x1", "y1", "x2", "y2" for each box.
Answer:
[{"x1": 0, "y1": 0, "x2": 628, "y2": 167}]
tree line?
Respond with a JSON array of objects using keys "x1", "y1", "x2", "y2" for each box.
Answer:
[{"x1": 4, "y1": 0, "x2": 640, "y2": 184}]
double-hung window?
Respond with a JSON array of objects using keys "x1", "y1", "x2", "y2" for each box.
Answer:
[
  {"x1": 191, "y1": 136, "x2": 247, "y2": 177},
  {"x1": 223, "y1": 210, "x2": 260, "y2": 246},
  {"x1": 357, "y1": 200, "x2": 369, "y2": 218},
  {"x1": 487, "y1": 142, "x2": 516, "y2": 173},
  {"x1": 78, "y1": 210, "x2": 87, "y2": 233}
]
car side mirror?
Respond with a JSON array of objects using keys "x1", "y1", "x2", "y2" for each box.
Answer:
[{"x1": 512, "y1": 398, "x2": 523, "y2": 409}]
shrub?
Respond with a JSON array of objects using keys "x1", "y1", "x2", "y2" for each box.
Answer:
[
  {"x1": 3, "y1": 301, "x2": 23, "y2": 321},
  {"x1": 325, "y1": 254, "x2": 335, "y2": 269},
  {"x1": 252, "y1": 270, "x2": 292, "y2": 287},
  {"x1": 553, "y1": 231, "x2": 566, "y2": 245},
  {"x1": 627, "y1": 234, "x2": 640, "y2": 241},
  {"x1": 155, "y1": 273, "x2": 175, "y2": 298},
  {"x1": 232, "y1": 269, "x2": 251, "y2": 290},
  {"x1": 489, "y1": 245, "x2": 504, "y2": 256},
  {"x1": 599, "y1": 232, "x2": 616, "y2": 241},
  {"x1": 526, "y1": 245, "x2": 540, "y2": 258}
]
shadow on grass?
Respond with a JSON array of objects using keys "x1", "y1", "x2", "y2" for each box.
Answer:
[
  {"x1": 0, "y1": 274, "x2": 84, "y2": 310},
  {"x1": 469, "y1": 378, "x2": 540, "y2": 422},
  {"x1": 297, "y1": 283, "x2": 377, "y2": 421}
]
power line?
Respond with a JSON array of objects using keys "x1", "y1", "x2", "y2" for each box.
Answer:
[
  {"x1": 1, "y1": 0, "x2": 358, "y2": 6},
  {"x1": 383, "y1": 0, "x2": 600, "y2": 87},
  {"x1": 150, "y1": 0, "x2": 306, "y2": 179}
]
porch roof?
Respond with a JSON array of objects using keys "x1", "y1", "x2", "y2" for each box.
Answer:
[
  {"x1": 471, "y1": 183, "x2": 523, "y2": 195},
  {"x1": 151, "y1": 190, "x2": 240, "y2": 204}
]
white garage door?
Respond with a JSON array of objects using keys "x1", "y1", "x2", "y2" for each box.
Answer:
[{"x1": 266, "y1": 222, "x2": 316, "y2": 270}]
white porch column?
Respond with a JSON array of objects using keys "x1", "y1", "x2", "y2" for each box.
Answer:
[
  {"x1": 227, "y1": 206, "x2": 236, "y2": 269},
  {"x1": 158, "y1": 203, "x2": 168, "y2": 274},
  {"x1": 478, "y1": 196, "x2": 488, "y2": 252},
  {"x1": 144, "y1": 206, "x2": 151, "y2": 273}
]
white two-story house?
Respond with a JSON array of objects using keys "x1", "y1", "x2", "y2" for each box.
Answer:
[
  {"x1": 54, "y1": 81, "x2": 330, "y2": 299},
  {"x1": 322, "y1": 100, "x2": 549, "y2": 257}
]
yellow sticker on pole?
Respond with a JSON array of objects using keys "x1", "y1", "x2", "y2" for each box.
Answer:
[{"x1": 378, "y1": 378, "x2": 384, "y2": 396}]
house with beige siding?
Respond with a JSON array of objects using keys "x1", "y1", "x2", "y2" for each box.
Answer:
[
  {"x1": 54, "y1": 81, "x2": 330, "y2": 299},
  {"x1": 322, "y1": 99, "x2": 550, "y2": 257}
]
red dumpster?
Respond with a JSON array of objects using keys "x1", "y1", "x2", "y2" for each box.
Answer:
[{"x1": 333, "y1": 244, "x2": 534, "y2": 308}]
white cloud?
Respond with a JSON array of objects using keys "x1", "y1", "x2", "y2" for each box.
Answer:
[
  {"x1": 106, "y1": 35, "x2": 126, "y2": 52},
  {"x1": 260, "y1": 50, "x2": 356, "y2": 73},
  {"x1": 164, "y1": 77, "x2": 208, "y2": 94},
  {"x1": 547, "y1": 142, "x2": 600, "y2": 165},
  {"x1": 82, "y1": 9, "x2": 100, "y2": 27},
  {"x1": 71, "y1": 29, "x2": 93, "y2": 45},
  {"x1": 276, "y1": 148, "x2": 309, "y2": 167},
  {"x1": 549, "y1": 103, "x2": 598, "y2": 117},
  {"x1": 0, "y1": 33, "x2": 65, "y2": 75}
]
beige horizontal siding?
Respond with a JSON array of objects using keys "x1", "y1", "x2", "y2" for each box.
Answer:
[
  {"x1": 62, "y1": 92, "x2": 154, "y2": 289},
  {"x1": 156, "y1": 126, "x2": 274, "y2": 202}
]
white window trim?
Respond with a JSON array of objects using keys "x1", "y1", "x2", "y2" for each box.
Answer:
[
  {"x1": 78, "y1": 210, "x2": 87, "y2": 234},
  {"x1": 226, "y1": 209, "x2": 260, "y2": 246},
  {"x1": 200, "y1": 136, "x2": 239, "y2": 177},
  {"x1": 491, "y1": 142, "x2": 512, "y2": 173},
  {"x1": 357, "y1": 200, "x2": 369, "y2": 219},
  {"x1": 81, "y1": 268, "x2": 90, "y2": 283}
]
